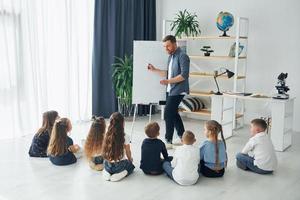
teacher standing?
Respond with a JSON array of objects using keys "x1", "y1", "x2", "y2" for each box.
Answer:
[{"x1": 148, "y1": 35, "x2": 190, "y2": 149}]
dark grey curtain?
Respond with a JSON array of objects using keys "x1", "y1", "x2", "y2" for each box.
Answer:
[{"x1": 92, "y1": 0, "x2": 156, "y2": 117}]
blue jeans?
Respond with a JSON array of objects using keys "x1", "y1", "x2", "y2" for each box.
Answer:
[
  {"x1": 141, "y1": 156, "x2": 173, "y2": 175},
  {"x1": 92, "y1": 156, "x2": 104, "y2": 165},
  {"x1": 236, "y1": 153, "x2": 273, "y2": 175},
  {"x1": 162, "y1": 161, "x2": 174, "y2": 180},
  {"x1": 104, "y1": 159, "x2": 135, "y2": 175}
]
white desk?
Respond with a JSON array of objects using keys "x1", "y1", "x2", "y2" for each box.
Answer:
[{"x1": 211, "y1": 94, "x2": 295, "y2": 151}]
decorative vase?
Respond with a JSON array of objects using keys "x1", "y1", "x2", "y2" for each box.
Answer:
[{"x1": 117, "y1": 97, "x2": 134, "y2": 117}]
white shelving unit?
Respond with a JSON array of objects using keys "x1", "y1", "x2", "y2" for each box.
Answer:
[{"x1": 163, "y1": 17, "x2": 249, "y2": 128}]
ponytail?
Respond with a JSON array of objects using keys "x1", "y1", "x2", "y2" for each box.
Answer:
[
  {"x1": 206, "y1": 120, "x2": 227, "y2": 170},
  {"x1": 218, "y1": 123, "x2": 226, "y2": 150},
  {"x1": 219, "y1": 124, "x2": 228, "y2": 168},
  {"x1": 214, "y1": 133, "x2": 220, "y2": 169}
]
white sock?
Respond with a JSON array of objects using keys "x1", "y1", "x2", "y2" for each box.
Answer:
[
  {"x1": 72, "y1": 146, "x2": 83, "y2": 159},
  {"x1": 110, "y1": 170, "x2": 128, "y2": 182}
]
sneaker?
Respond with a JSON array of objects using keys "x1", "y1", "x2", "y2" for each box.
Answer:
[
  {"x1": 172, "y1": 137, "x2": 182, "y2": 146},
  {"x1": 165, "y1": 142, "x2": 173, "y2": 150},
  {"x1": 110, "y1": 170, "x2": 128, "y2": 182},
  {"x1": 103, "y1": 169, "x2": 111, "y2": 181}
]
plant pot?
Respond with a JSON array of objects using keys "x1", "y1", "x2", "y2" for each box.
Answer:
[
  {"x1": 204, "y1": 52, "x2": 210, "y2": 56},
  {"x1": 117, "y1": 97, "x2": 134, "y2": 117}
]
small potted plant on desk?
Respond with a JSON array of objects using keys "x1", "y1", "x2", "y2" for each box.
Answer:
[{"x1": 201, "y1": 46, "x2": 214, "y2": 56}]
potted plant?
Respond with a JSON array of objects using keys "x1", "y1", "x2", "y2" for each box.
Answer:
[
  {"x1": 170, "y1": 9, "x2": 201, "y2": 38},
  {"x1": 201, "y1": 46, "x2": 214, "y2": 56},
  {"x1": 112, "y1": 54, "x2": 133, "y2": 117}
]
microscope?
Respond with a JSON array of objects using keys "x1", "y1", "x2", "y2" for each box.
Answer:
[{"x1": 272, "y1": 73, "x2": 290, "y2": 99}]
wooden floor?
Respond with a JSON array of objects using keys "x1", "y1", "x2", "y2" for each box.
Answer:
[{"x1": 0, "y1": 114, "x2": 299, "y2": 200}]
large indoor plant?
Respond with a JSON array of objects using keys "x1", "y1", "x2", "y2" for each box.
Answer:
[
  {"x1": 170, "y1": 9, "x2": 201, "y2": 38},
  {"x1": 112, "y1": 54, "x2": 133, "y2": 116}
]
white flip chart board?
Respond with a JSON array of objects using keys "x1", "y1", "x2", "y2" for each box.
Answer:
[{"x1": 132, "y1": 41, "x2": 168, "y2": 104}]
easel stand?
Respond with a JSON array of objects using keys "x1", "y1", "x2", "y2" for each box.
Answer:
[{"x1": 130, "y1": 103, "x2": 155, "y2": 142}]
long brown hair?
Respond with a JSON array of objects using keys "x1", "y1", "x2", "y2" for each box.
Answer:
[
  {"x1": 47, "y1": 118, "x2": 70, "y2": 156},
  {"x1": 205, "y1": 120, "x2": 227, "y2": 169},
  {"x1": 84, "y1": 116, "x2": 106, "y2": 160},
  {"x1": 37, "y1": 111, "x2": 59, "y2": 136},
  {"x1": 102, "y1": 112, "x2": 125, "y2": 161}
]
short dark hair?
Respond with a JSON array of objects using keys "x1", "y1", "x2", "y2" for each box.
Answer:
[
  {"x1": 162, "y1": 35, "x2": 176, "y2": 43},
  {"x1": 251, "y1": 118, "x2": 268, "y2": 131},
  {"x1": 145, "y1": 122, "x2": 160, "y2": 138}
]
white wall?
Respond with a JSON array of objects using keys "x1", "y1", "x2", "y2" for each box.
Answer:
[{"x1": 157, "y1": 0, "x2": 300, "y2": 132}]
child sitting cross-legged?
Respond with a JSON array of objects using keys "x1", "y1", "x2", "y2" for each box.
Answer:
[
  {"x1": 236, "y1": 118, "x2": 277, "y2": 174},
  {"x1": 102, "y1": 112, "x2": 135, "y2": 182},
  {"x1": 29, "y1": 110, "x2": 59, "y2": 157},
  {"x1": 84, "y1": 116, "x2": 106, "y2": 171},
  {"x1": 47, "y1": 118, "x2": 80, "y2": 166},
  {"x1": 199, "y1": 120, "x2": 227, "y2": 178},
  {"x1": 162, "y1": 131, "x2": 200, "y2": 186},
  {"x1": 140, "y1": 122, "x2": 172, "y2": 175}
]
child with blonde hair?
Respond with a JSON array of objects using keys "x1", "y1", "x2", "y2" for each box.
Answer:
[
  {"x1": 29, "y1": 110, "x2": 59, "y2": 157},
  {"x1": 84, "y1": 116, "x2": 106, "y2": 171},
  {"x1": 162, "y1": 131, "x2": 200, "y2": 185},
  {"x1": 199, "y1": 120, "x2": 227, "y2": 177},
  {"x1": 102, "y1": 112, "x2": 135, "y2": 181},
  {"x1": 47, "y1": 118, "x2": 80, "y2": 166}
]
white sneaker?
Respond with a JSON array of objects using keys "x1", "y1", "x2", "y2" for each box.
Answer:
[
  {"x1": 172, "y1": 137, "x2": 182, "y2": 146},
  {"x1": 165, "y1": 142, "x2": 173, "y2": 150},
  {"x1": 103, "y1": 169, "x2": 111, "y2": 181},
  {"x1": 110, "y1": 170, "x2": 128, "y2": 182}
]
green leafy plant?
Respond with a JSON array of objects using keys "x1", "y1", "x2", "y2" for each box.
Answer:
[
  {"x1": 170, "y1": 9, "x2": 201, "y2": 38},
  {"x1": 112, "y1": 55, "x2": 133, "y2": 116}
]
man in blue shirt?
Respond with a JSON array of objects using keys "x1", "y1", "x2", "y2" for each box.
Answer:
[{"x1": 148, "y1": 35, "x2": 190, "y2": 148}]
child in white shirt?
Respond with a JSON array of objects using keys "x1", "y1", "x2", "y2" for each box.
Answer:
[
  {"x1": 236, "y1": 118, "x2": 277, "y2": 174},
  {"x1": 162, "y1": 131, "x2": 200, "y2": 186}
]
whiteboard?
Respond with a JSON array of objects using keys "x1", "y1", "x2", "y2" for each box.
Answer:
[{"x1": 132, "y1": 41, "x2": 168, "y2": 104}]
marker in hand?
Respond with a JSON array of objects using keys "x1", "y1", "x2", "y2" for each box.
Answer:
[{"x1": 147, "y1": 63, "x2": 155, "y2": 71}]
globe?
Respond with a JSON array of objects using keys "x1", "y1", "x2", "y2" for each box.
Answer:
[{"x1": 216, "y1": 12, "x2": 234, "y2": 37}]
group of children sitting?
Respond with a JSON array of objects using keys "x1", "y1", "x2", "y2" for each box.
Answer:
[{"x1": 29, "y1": 110, "x2": 278, "y2": 185}]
